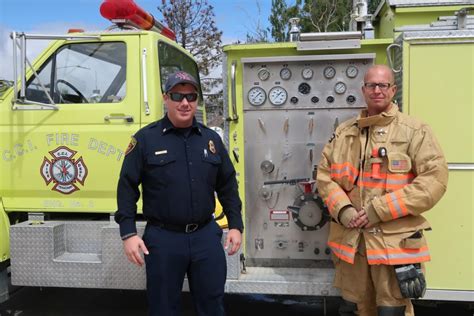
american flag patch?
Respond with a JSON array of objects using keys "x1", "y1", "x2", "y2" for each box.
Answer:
[{"x1": 391, "y1": 159, "x2": 408, "y2": 170}]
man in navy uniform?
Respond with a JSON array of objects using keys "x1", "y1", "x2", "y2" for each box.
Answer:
[{"x1": 115, "y1": 71, "x2": 243, "y2": 316}]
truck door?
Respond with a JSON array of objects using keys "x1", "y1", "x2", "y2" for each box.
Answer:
[
  {"x1": 1, "y1": 36, "x2": 141, "y2": 213},
  {"x1": 403, "y1": 37, "x2": 474, "y2": 294}
]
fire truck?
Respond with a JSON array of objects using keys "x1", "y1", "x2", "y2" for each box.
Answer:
[{"x1": 0, "y1": 0, "x2": 473, "y2": 304}]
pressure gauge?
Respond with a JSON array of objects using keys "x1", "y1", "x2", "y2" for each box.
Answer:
[
  {"x1": 280, "y1": 67, "x2": 292, "y2": 80},
  {"x1": 346, "y1": 65, "x2": 358, "y2": 78},
  {"x1": 298, "y1": 82, "x2": 311, "y2": 95},
  {"x1": 258, "y1": 68, "x2": 270, "y2": 81},
  {"x1": 323, "y1": 66, "x2": 336, "y2": 79},
  {"x1": 301, "y1": 68, "x2": 313, "y2": 80},
  {"x1": 247, "y1": 86, "x2": 266, "y2": 106},
  {"x1": 268, "y1": 86, "x2": 288, "y2": 106},
  {"x1": 334, "y1": 82, "x2": 347, "y2": 94}
]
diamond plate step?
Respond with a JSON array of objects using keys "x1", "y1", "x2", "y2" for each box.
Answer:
[{"x1": 10, "y1": 220, "x2": 241, "y2": 289}]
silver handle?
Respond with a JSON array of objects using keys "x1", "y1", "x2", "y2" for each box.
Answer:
[
  {"x1": 142, "y1": 48, "x2": 150, "y2": 116},
  {"x1": 104, "y1": 115, "x2": 134, "y2": 123},
  {"x1": 386, "y1": 43, "x2": 402, "y2": 73},
  {"x1": 448, "y1": 163, "x2": 474, "y2": 171},
  {"x1": 229, "y1": 60, "x2": 238, "y2": 121}
]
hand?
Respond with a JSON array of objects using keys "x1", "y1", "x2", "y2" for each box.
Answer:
[
  {"x1": 339, "y1": 206, "x2": 358, "y2": 228},
  {"x1": 224, "y1": 229, "x2": 242, "y2": 256},
  {"x1": 123, "y1": 235, "x2": 149, "y2": 267},
  {"x1": 349, "y1": 209, "x2": 369, "y2": 228}
]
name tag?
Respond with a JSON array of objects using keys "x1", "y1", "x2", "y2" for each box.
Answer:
[{"x1": 155, "y1": 150, "x2": 168, "y2": 156}]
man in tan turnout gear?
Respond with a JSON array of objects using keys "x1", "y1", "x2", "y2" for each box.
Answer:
[{"x1": 317, "y1": 65, "x2": 448, "y2": 316}]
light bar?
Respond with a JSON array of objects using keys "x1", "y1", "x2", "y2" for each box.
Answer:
[{"x1": 100, "y1": 0, "x2": 176, "y2": 41}]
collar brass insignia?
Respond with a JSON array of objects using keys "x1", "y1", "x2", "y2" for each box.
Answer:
[{"x1": 208, "y1": 140, "x2": 216, "y2": 154}]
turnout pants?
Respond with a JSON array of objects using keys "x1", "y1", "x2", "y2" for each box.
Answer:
[
  {"x1": 143, "y1": 220, "x2": 226, "y2": 316},
  {"x1": 333, "y1": 240, "x2": 414, "y2": 316}
]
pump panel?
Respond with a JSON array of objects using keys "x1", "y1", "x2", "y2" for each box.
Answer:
[{"x1": 242, "y1": 54, "x2": 374, "y2": 265}]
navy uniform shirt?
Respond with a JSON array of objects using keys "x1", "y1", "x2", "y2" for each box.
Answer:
[{"x1": 115, "y1": 115, "x2": 243, "y2": 239}]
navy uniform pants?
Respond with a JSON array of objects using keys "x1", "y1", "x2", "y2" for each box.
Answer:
[{"x1": 143, "y1": 220, "x2": 227, "y2": 316}]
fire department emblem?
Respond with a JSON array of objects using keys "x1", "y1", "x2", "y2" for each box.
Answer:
[{"x1": 40, "y1": 146, "x2": 88, "y2": 194}]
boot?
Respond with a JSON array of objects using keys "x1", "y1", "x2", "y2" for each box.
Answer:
[
  {"x1": 339, "y1": 299, "x2": 358, "y2": 316},
  {"x1": 377, "y1": 305, "x2": 406, "y2": 316}
]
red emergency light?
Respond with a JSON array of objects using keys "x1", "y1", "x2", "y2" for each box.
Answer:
[{"x1": 100, "y1": 0, "x2": 176, "y2": 41}]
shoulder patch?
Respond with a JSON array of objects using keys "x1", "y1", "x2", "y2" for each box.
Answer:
[{"x1": 125, "y1": 136, "x2": 137, "y2": 156}]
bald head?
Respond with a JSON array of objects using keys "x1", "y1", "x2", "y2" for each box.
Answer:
[{"x1": 364, "y1": 65, "x2": 395, "y2": 84}]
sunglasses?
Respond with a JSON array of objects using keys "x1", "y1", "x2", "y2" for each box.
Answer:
[{"x1": 168, "y1": 92, "x2": 198, "y2": 102}]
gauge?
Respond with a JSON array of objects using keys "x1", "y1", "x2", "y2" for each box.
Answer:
[
  {"x1": 311, "y1": 96, "x2": 319, "y2": 103},
  {"x1": 346, "y1": 65, "x2": 358, "y2": 78},
  {"x1": 347, "y1": 95, "x2": 356, "y2": 104},
  {"x1": 290, "y1": 96, "x2": 299, "y2": 104},
  {"x1": 301, "y1": 68, "x2": 313, "y2": 80},
  {"x1": 280, "y1": 67, "x2": 292, "y2": 80},
  {"x1": 334, "y1": 82, "x2": 347, "y2": 94},
  {"x1": 323, "y1": 66, "x2": 336, "y2": 79},
  {"x1": 298, "y1": 83, "x2": 311, "y2": 95},
  {"x1": 258, "y1": 68, "x2": 270, "y2": 81},
  {"x1": 268, "y1": 86, "x2": 287, "y2": 106},
  {"x1": 247, "y1": 86, "x2": 266, "y2": 106},
  {"x1": 326, "y1": 96, "x2": 335, "y2": 103}
]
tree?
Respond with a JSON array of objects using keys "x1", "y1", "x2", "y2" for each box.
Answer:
[
  {"x1": 269, "y1": 0, "x2": 354, "y2": 39},
  {"x1": 158, "y1": 0, "x2": 222, "y2": 76},
  {"x1": 269, "y1": 0, "x2": 288, "y2": 42},
  {"x1": 368, "y1": 0, "x2": 383, "y2": 14},
  {"x1": 158, "y1": 0, "x2": 224, "y2": 127},
  {"x1": 301, "y1": 0, "x2": 352, "y2": 33}
]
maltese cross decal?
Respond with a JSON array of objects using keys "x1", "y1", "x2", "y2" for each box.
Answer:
[{"x1": 40, "y1": 146, "x2": 88, "y2": 194}]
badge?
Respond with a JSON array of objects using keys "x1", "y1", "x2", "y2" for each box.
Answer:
[
  {"x1": 125, "y1": 136, "x2": 137, "y2": 156},
  {"x1": 375, "y1": 129, "x2": 387, "y2": 135},
  {"x1": 40, "y1": 146, "x2": 88, "y2": 194},
  {"x1": 208, "y1": 140, "x2": 216, "y2": 154}
]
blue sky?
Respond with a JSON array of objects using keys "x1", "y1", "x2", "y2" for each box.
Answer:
[
  {"x1": 0, "y1": 0, "x2": 273, "y2": 42},
  {"x1": 0, "y1": 0, "x2": 279, "y2": 79}
]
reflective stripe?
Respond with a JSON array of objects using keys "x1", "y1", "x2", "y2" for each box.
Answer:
[
  {"x1": 330, "y1": 162, "x2": 359, "y2": 182},
  {"x1": 328, "y1": 241, "x2": 356, "y2": 264},
  {"x1": 385, "y1": 191, "x2": 409, "y2": 219},
  {"x1": 367, "y1": 246, "x2": 430, "y2": 265},
  {"x1": 358, "y1": 172, "x2": 414, "y2": 190},
  {"x1": 325, "y1": 188, "x2": 346, "y2": 215}
]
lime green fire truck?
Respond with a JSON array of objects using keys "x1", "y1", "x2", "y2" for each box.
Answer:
[{"x1": 0, "y1": 0, "x2": 472, "y2": 304}]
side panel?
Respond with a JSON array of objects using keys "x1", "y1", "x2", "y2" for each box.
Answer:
[
  {"x1": 241, "y1": 55, "x2": 374, "y2": 264},
  {"x1": 224, "y1": 41, "x2": 390, "y2": 257},
  {"x1": 0, "y1": 36, "x2": 141, "y2": 213},
  {"x1": 406, "y1": 40, "x2": 473, "y2": 291}
]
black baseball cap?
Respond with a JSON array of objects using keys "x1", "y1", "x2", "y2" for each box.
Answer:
[{"x1": 164, "y1": 71, "x2": 198, "y2": 93}]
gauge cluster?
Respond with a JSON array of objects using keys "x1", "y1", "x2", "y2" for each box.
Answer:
[{"x1": 243, "y1": 56, "x2": 373, "y2": 110}]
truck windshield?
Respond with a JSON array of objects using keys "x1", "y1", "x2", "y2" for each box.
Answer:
[
  {"x1": 157, "y1": 41, "x2": 201, "y2": 95},
  {"x1": 25, "y1": 42, "x2": 126, "y2": 104}
]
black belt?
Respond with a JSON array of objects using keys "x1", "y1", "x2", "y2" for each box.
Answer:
[{"x1": 147, "y1": 217, "x2": 213, "y2": 233}]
